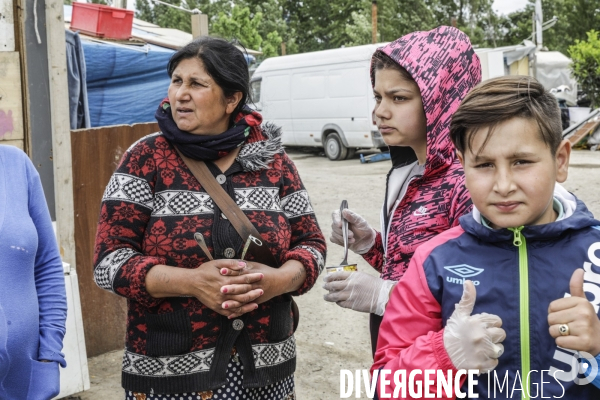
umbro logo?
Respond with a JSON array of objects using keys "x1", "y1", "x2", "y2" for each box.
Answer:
[
  {"x1": 413, "y1": 206, "x2": 429, "y2": 216},
  {"x1": 444, "y1": 264, "x2": 484, "y2": 286}
]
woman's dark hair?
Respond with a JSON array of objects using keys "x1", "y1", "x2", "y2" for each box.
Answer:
[
  {"x1": 371, "y1": 51, "x2": 415, "y2": 83},
  {"x1": 167, "y1": 36, "x2": 250, "y2": 121},
  {"x1": 450, "y1": 76, "x2": 563, "y2": 156}
]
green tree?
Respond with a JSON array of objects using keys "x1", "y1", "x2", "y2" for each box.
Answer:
[
  {"x1": 134, "y1": 0, "x2": 230, "y2": 34},
  {"x1": 343, "y1": 0, "x2": 504, "y2": 48},
  {"x1": 135, "y1": 0, "x2": 208, "y2": 33},
  {"x1": 497, "y1": 0, "x2": 600, "y2": 54},
  {"x1": 262, "y1": 31, "x2": 284, "y2": 57},
  {"x1": 283, "y1": 0, "x2": 365, "y2": 52},
  {"x1": 345, "y1": 9, "x2": 374, "y2": 46},
  {"x1": 133, "y1": 0, "x2": 289, "y2": 58},
  {"x1": 569, "y1": 30, "x2": 600, "y2": 108},
  {"x1": 244, "y1": 0, "x2": 297, "y2": 55},
  {"x1": 428, "y1": 0, "x2": 503, "y2": 47},
  {"x1": 211, "y1": 5, "x2": 263, "y2": 50},
  {"x1": 377, "y1": 0, "x2": 437, "y2": 42}
]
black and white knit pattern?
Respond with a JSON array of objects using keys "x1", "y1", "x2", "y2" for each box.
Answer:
[
  {"x1": 252, "y1": 336, "x2": 296, "y2": 368},
  {"x1": 122, "y1": 336, "x2": 295, "y2": 378},
  {"x1": 151, "y1": 187, "x2": 282, "y2": 216},
  {"x1": 295, "y1": 245, "x2": 325, "y2": 273},
  {"x1": 281, "y1": 191, "x2": 314, "y2": 219},
  {"x1": 123, "y1": 348, "x2": 214, "y2": 377},
  {"x1": 152, "y1": 191, "x2": 215, "y2": 216},
  {"x1": 103, "y1": 173, "x2": 154, "y2": 209},
  {"x1": 125, "y1": 356, "x2": 295, "y2": 400},
  {"x1": 94, "y1": 248, "x2": 137, "y2": 291},
  {"x1": 235, "y1": 187, "x2": 281, "y2": 211}
]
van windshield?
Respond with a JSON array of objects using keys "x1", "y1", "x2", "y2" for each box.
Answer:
[{"x1": 250, "y1": 79, "x2": 261, "y2": 104}]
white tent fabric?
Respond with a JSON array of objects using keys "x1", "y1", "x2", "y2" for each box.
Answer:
[
  {"x1": 535, "y1": 51, "x2": 576, "y2": 92},
  {"x1": 504, "y1": 40, "x2": 537, "y2": 65}
]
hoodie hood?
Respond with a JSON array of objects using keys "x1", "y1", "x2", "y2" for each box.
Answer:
[{"x1": 371, "y1": 26, "x2": 481, "y2": 173}]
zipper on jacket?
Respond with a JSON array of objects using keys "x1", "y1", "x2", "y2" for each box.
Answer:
[
  {"x1": 509, "y1": 226, "x2": 530, "y2": 400},
  {"x1": 381, "y1": 174, "x2": 422, "y2": 254}
]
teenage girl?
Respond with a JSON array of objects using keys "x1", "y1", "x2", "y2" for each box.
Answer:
[{"x1": 323, "y1": 26, "x2": 481, "y2": 353}]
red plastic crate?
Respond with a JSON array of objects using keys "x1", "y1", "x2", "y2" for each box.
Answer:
[{"x1": 70, "y1": 2, "x2": 134, "y2": 40}]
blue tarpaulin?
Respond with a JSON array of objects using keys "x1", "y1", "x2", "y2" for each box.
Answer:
[
  {"x1": 65, "y1": 4, "x2": 256, "y2": 128},
  {"x1": 82, "y1": 41, "x2": 174, "y2": 127}
]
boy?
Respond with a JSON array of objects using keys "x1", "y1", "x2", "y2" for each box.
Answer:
[{"x1": 372, "y1": 76, "x2": 600, "y2": 399}]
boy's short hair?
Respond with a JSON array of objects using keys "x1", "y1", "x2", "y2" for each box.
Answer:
[{"x1": 450, "y1": 76, "x2": 563, "y2": 155}]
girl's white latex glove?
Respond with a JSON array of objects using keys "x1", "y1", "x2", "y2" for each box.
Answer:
[
  {"x1": 443, "y1": 280, "x2": 506, "y2": 374},
  {"x1": 330, "y1": 209, "x2": 376, "y2": 255},
  {"x1": 322, "y1": 271, "x2": 395, "y2": 316}
]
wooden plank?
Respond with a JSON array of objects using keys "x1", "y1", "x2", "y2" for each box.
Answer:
[
  {"x1": 12, "y1": 0, "x2": 28, "y2": 154},
  {"x1": 0, "y1": 0, "x2": 15, "y2": 51},
  {"x1": 71, "y1": 122, "x2": 158, "y2": 357},
  {"x1": 0, "y1": 52, "x2": 24, "y2": 141},
  {"x1": 46, "y1": 0, "x2": 77, "y2": 268},
  {"x1": 191, "y1": 13, "x2": 208, "y2": 39},
  {"x1": 568, "y1": 120, "x2": 600, "y2": 147},
  {"x1": 0, "y1": 139, "x2": 23, "y2": 149}
]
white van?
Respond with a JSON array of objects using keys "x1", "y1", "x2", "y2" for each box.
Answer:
[{"x1": 250, "y1": 43, "x2": 388, "y2": 160}]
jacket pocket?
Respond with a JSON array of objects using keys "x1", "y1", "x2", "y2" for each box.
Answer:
[
  {"x1": 146, "y1": 309, "x2": 193, "y2": 356},
  {"x1": 267, "y1": 296, "x2": 294, "y2": 342},
  {"x1": 26, "y1": 360, "x2": 60, "y2": 400}
]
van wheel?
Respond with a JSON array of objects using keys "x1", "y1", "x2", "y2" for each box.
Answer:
[{"x1": 324, "y1": 132, "x2": 348, "y2": 161}]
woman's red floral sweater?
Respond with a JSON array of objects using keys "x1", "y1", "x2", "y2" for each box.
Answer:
[{"x1": 93, "y1": 124, "x2": 326, "y2": 394}]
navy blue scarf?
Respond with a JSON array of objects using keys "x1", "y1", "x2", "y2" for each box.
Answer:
[{"x1": 155, "y1": 99, "x2": 254, "y2": 161}]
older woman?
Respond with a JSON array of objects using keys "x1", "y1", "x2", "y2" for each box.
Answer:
[{"x1": 93, "y1": 37, "x2": 326, "y2": 400}]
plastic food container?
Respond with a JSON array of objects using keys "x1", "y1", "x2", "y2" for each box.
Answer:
[
  {"x1": 70, "y1": 3, "x2": 134, "y2": 40},
  {"x1": 326, "y1": 265, "x2": 358, "y2": 274}
]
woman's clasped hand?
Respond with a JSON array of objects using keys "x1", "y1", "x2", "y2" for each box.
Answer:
[
  {"x1": 217, "y1": 259, "x2": 306, "y2": 318},
  {"x1": 197, "y1": 259, "x2": 265, "y2": 318}
]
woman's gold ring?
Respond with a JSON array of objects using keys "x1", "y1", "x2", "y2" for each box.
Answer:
[{"x1": 558, "y1": 324, "x2": 570, "y2": 336}]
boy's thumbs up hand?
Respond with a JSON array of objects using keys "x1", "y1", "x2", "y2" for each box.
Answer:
[
  {"x1": 548, "y1": 268, "x2": 600, "y2": 356},
  {"x1": 569, "y1": 268, "x2": 586, "y2": 298},
  {"x1": 443, "y1": 280, "x2": 506, "y2": 373},
  {"x1": 455, "y1": 279, "x2": 477, "y2": 316}
]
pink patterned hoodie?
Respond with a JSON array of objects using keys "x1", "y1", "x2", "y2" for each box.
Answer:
[{"x1": 364, "y1": 26, "x2": 481, "y2": 281}]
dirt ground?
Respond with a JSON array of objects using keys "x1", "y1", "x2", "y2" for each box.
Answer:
[{"x1": 71, "y1": 149, "x2": 600, "y2": 400}]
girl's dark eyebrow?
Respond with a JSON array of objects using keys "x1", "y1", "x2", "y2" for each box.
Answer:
[
  {"x1": 385, "y1": 88, "x2": 412, "y2": 96},
  {"x1": 373, "y1": 87, "x2": 413, "y2": 95}
]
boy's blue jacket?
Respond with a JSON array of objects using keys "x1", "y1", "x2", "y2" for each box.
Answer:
[{"x1": 373, "y1": 188, "x2": 600, "y2": 399}]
